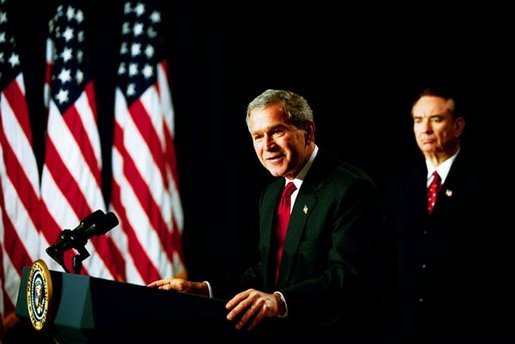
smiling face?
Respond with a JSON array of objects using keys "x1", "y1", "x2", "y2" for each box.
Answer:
[
  {"x1": 412, "y1": 95, "x2": 464, "y2": 164},
  {"x1": 248, "y1": 102, "x2": 314, "y2": 179}
]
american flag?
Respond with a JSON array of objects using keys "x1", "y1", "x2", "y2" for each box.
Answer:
[
  {"x1": 40, "y1": 3, "x2": 124, "y2": 279},
  {"x1": 0, "y1": 0, "x2": 42, "y2": 325},
  {"x1": 111, "y1": 0, "x2": 186, "y2": 284}
]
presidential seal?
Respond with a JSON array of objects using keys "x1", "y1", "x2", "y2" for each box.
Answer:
[{"x1": 26, "y1": 259, "x2": 53, "y2": 331}]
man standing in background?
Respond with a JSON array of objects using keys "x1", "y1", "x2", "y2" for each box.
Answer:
[{"x1": 384, "y1": 87, "x2": 511, "y2": 343}]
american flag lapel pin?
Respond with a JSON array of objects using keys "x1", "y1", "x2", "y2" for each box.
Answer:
[
  {"x1": 445, "y1": 189, "x2": 453, "y2": 197},
  {"x1": 303, "y1": 205, "x2": 308, "y2": 214}
]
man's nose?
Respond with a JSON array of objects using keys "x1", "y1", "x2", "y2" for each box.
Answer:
[
  {"x1": 421, "y1": 119, "x2": 432, "y2": 132},
  {"x1": 264, "y1": 134, "x2": 275, "y2": 149}
]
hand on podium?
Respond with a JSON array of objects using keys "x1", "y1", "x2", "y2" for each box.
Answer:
[
  {"x1": 147, "y1": 277, "x2": 210, "y2": 297},
  {"x1": 225, "y1": 289, "x2": 286, "y2": 331},
  {"x1": 148, "y1": 278, "x2": 287, "y2": 331}
]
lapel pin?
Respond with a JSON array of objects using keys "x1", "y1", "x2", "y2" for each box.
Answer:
[
  {"x1": 303, "y1": 205, "x2": 309, "y2": 214},
  {"x1": 445, "y1": 189, "x2": 453, "y2": 197}
]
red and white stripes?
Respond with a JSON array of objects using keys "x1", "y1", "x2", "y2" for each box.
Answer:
[{"x1": 111, "y1": 60, "x2": 185, "y2": 285}]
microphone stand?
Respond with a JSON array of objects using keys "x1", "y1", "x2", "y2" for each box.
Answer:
[
  {"x1": 46, "y1": 210, "x2": 119, "y2": 274},
  {"x1": 46, "y1": 228, "x2": 91, "y2": 274},
  {"x1": 47, "y1": 229, "x2": 71, "y2": 273},
  {"x1": 72, "y1": 245, "x2": 90, "y2": 274}
]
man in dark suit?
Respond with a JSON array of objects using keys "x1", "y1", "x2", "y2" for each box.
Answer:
[
  {"x1": 149, "y1": 89, "x2": 386, "y2": 342},
  {"x1": 384, "y1": 87, "x2": 511, "y2": 343}
]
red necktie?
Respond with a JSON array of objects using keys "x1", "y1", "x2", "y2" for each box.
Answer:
[
  {"x1": 275, "y1": 182, "x2": 296, "y2": 283},
  {"x1": 427, "y1": 171, "x2": 442, "y2": 214}
]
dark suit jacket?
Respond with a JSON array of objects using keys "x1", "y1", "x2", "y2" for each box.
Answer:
[
  {"x1": 384, "y1": 149, "x2": 512, "y2": 343},
  {"x1": 221, "y1": 149, "x2": 387, "y2": 342}
]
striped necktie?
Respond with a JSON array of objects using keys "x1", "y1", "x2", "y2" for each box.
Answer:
[{"x1": 427, "y1": 171, "x2": 442, "y2": 214}]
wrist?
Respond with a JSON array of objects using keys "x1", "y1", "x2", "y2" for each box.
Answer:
[
  {"x1": 202, "y1": 281, "x2": 212, "y2": 298},
  {"x1": 273, "y1": 291, "x2": 287, "y2": 318}
]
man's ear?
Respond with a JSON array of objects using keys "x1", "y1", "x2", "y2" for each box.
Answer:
[
  {"x1": 454, "y1": 117, "x2": 465, "y2": 138},
  {"x1": 305, "y1": 122, "x2": 315, "y2": 144}
]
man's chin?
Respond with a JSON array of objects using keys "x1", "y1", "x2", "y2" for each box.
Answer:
[
  {"x1": 266, "y1": 166, "x2": 287, "y2": 177},
  {"x1": 269, "y1": 171, "x2": 285, "y2": 177},
  {"x1": 420, "y1": 145, "x2": 436, "y2": 154}
]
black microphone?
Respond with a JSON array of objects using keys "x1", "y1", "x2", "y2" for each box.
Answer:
[{"x1": 46, "y1": 210, "x2": 119, "y2": 263}]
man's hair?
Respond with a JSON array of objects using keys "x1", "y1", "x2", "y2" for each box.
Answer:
[
  {"x1": 413, "y1": 87, "x2": 461, "y2": 119},
  {"x1": 246, "y1": 89, "x2": 314, "y2": 129}
]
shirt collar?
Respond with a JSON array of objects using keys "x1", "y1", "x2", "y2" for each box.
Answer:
[
  {"x1": 425, "y1": 149, "x2": 459, "y2": 184},
  {"x1": 284, "y1": 145, "x2": 318, "y2": 190}
]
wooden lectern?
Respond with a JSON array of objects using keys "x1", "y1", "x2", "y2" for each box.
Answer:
[{"x1": 15, "y1": 263, "x2": 239, "y2": 343}]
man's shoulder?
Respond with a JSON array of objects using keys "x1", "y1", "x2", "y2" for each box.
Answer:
[
  {"x1": 384, "y1": 157, "x2": 424, "y2": 181},
  {"x1": 261, "y1": 177, "x2": 284, "y2": 197},
  {"x1": 308, "y1": 150, "x2": 378, "y2": 193},
  {"x1": 318, "y1": 149, "x2": 374, "y2": 180}
]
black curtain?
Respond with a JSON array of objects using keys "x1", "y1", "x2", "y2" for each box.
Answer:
[{"x1": 7, "y1": 0, "x2": 514, "y2": 281}]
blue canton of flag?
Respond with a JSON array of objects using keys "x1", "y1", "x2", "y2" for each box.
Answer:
[
  {"x1": 118, "y1": 2, "x2": 164, "y2": 104},
  {"x1": 47, "y1": 4, "x2": 90, "y2": 112}
]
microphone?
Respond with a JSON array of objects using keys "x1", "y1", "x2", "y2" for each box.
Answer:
[{"x1": 46, "y1": 210, "x2": 119, "y2": 266}]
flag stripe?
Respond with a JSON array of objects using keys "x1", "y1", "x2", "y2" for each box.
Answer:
[
  {"x1": 0, "y1": 0, "x2": 43, "y2": 320},
  {"x1": 128, "y1": 97, "x2": 169, "y2": 189},
  {"x1": 3, "y1": 212, "x2": 32, "y2": 277},
  {"x1": 157, "y1": 61, "x2": 185, "y2": 266},
  {"x1": 44, "y1": 139, "x2": 92, "y2": 216},
  {"x1": 40, "y1": 3, "x2": 124, "y2": 280},
  {"x1": 111, "y1": 1, "x2": 186, "y2": 284},
  {"x1": 3, "y1": 77, "x2": 32, "y2": 146},
  {"x1": 0, "y1": 104, "x2": 40, "y2": 231},
  {"x1": 111, "y1": 176, "x2": 161, "y2": 282},
  {"x1": 39, "y1": 198, "x2": 81, "y2": 273},
  {"x1": 121, "y1": 142, "x2": 177, "y2": 264},
  {"x1": 64, "y1": 83, "x2": 103, "y2": 187},
  {"x1": 112, "y1": 105, "x2": 165, "y2": 283},
  {"x1": 0, "y1": 176, "x2": 38, "y2": 264}
]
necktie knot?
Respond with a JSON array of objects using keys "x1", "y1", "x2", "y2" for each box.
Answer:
[
  {"x1": 427, "y1": 171, "x2": 442, "y2": 214},
  {"x1": 277, "y1": 182, "x2": 296, "y2": 227},
  {"x1": 282, "y1": 182, "x2": 297, "y2": 203}
]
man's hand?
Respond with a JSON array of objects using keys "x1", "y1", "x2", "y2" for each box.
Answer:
[
  {"x1": 225, "y1": 288, "x2": 285, "y2": 330},
  {"x1": 147, "y1": 278, "x2": 209, "y2": 297}
]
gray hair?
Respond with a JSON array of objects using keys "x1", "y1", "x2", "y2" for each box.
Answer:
[
  {"x1": 414, "y1": 88, "x2": 459, "y2": 119},
  {"x1": 245, "y1": 89, "x2": 314, "y2": 130}
]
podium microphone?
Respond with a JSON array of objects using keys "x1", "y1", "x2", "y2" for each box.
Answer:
[{"x1": 46, "y1": 210, "x2": 119, "y2": 273}]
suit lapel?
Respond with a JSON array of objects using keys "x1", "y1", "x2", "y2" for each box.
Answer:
[
  {"x1": 262, "y1": 181, "x2": 283, "y2": 289},
  {"x1": 408, "y1": 163, "x2": 429, "y2": 216},
  {"x1": 275, "y1": 150, "x2": 331, "y2": 287},
  {"x1": 277, "y1": 191, "x2": 318, "y2": 285},
  {"x1": 432, "y1": 151, "x2": 470, "y2": 215}
]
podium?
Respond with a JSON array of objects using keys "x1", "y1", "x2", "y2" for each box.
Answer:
[{"x1": 15, "y1": 264, "x2": 239, "y2": 343}]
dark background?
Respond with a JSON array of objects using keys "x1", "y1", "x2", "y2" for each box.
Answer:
[{"x1": 6, "y1": 0, "x2": 514, "y2": 281}]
